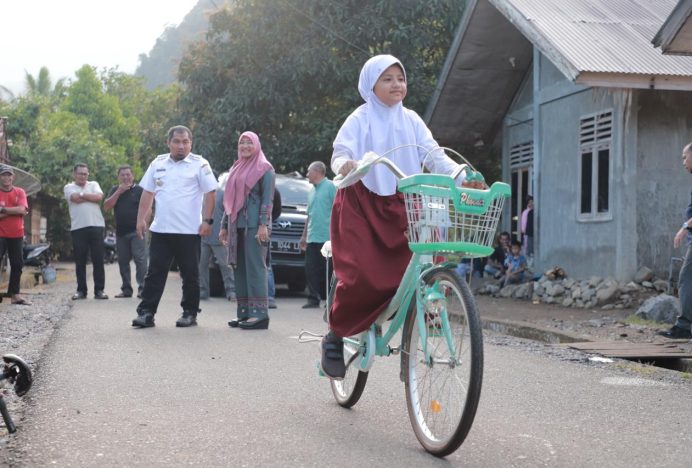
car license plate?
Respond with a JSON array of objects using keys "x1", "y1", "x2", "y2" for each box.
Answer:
[{"x1": 272, "y1": 239, "x2": 300, "y2": 253}]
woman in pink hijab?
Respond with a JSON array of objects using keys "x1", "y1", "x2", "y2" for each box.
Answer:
[{"x1": 219, "y1": 131, "x2": 275, "y2": 330}]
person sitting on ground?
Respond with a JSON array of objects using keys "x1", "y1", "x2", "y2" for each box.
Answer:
[
  {"x1": 484, "y1": 231, "x2": 510, "y2": 279},
  {"x1": 502, "y1": 240, "x2": 527, "y2": 286}
]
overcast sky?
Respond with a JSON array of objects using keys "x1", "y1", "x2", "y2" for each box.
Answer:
[{"x1": 1, "y1": 0, "x2": 199, "y2": 94}]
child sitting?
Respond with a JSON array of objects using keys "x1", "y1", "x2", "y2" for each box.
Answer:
[{"x1": 502, "y1": 240, "x2": 527, "y2": 286}]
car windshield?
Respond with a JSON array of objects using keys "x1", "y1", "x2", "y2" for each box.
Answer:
[{"x1": 276, "y1": 174, "x2": 310, "y2": 206}]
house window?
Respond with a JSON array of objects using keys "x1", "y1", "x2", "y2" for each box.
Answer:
[
  {"x1": 510, "y1": 141, "x2": 533, "y2": 241},
  {"x1": 579, "y1": 111, "x2": 612, "y2": 220}
]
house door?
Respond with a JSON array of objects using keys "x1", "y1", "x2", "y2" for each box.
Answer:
[{"x1": 509, "y1": 142, "x2": 533, "y2": 243}]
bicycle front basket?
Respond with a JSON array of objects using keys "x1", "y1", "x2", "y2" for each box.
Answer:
[{"x1": 398, "y1": 174, "x2": 511, "y2": 257}]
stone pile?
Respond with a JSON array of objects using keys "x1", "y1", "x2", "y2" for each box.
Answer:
[{"x1": 475, "y1": 266, "x2": 668, "y2": 311}]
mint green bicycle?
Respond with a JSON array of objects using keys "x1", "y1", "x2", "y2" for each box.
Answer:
[{"x1": 301, "y1": 149, "x2": 510, "y2": 456}]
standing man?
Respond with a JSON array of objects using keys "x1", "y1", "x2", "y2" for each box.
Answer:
[
  {"x1": 131, "y1": 125, "x2": 217, "y2": 328},
  {"x1": 199, "y1": 172, "x2": 235, "y2": 301},
  {"x1": 104, "y1": 165, "x2": 148, "y2": 299},
  {"x1": 661, "y1": 142, "x2": 692, "y2": 339},
  {"x1": 299, "y1": 161, "x2": 336, "y2": 309},
  {"x1": 0, "y1": 165, "x2": 31, "y2": 305},
  {"x1": 64, "y1": 163, "x2": 108, "y2": 300},
  {"x1": 521, "y1": 196, "x2": 534, "y2": 258}
]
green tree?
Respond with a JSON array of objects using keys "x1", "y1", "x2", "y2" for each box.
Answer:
[
  {"x1": 177, "y1": 0, "x2": 465, "y2": 174},
  {"x1": 0, "y1": 85, "x2": 15, "y2": 102},
  {"x1": 101, "y1": 70, "x2": 183, "y2": 170},
  {"x1": 25, "y1": 66, "x2": 66, "y2": 98},
  {"x1": 62, "y1": 66, "x2": 139, "y2": 157},
  {"x1": 5, "y1": 66, "x2": 174, "y2": 256}
]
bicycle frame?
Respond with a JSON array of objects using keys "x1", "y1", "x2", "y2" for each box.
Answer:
[{"x1": 338, "y1": 253, "x2": 459, "y2": 374}]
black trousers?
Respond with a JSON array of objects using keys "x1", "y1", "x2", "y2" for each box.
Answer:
[
  {"x1": 137, "y1": 232, "x2": 201, "y2": 314},
  {"x1": 0, "y1": 237, "x2": 24, "y2": 295},
  {"x1": 305, "y1": 242, "x2": 332, "y2": 304},
  {"x1": 71, "y1": 226, "x2": 105, "y2": 294}
]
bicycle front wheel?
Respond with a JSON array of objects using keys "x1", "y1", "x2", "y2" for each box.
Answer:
[
  {"x1": 330, "y1": 338, "x2": 368, "y2": 408},
  {"x1": 402, "y1": 268, "x2": 483, "y2": 457}
]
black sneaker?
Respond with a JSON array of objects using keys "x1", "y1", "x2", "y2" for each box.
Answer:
[
  {"x1": 132, "y1": 310, "x2": 155, "y2": 328},
  {"x1": 94, "y1": 291, "x2": 109, "y2": 300},
  {"x1": 657, "y1": 326, "x2": 692, "y2": 339},
  {"x1": 176, "y1": 310, "x2": 198, "y2": 327},
  {"x1": 321, "y1": 331, "x2": 345, "y2": 379},
  {"x1": 71, "y1": 291, "x2": 87, "y2": 300}
]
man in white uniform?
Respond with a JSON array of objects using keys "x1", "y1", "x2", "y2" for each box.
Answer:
[{"x1": 131, "y1": 125, "x2": 217, "y2": 328}]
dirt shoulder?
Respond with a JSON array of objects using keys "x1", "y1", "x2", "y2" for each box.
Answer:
[{"x1": 476, "y1": 294, "x2": 691, "y2": 352}]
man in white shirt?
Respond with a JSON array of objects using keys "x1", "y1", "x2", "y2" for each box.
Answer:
[
  {"x1": 131, "y1": 125, "x2": 217, "y2": 328},
  {"x1": 64, "y1": 163, "x2": 108, "y2": 300}
]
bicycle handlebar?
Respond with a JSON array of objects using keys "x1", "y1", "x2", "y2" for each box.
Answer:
[{"x1": 335, "y1": 146, "x2": 485, "y2": 190}]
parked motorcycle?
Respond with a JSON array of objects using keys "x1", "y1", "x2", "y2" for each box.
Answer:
[
  {"x1": 23, "y1": 241, "x2": 51, "y2": 268},
  {"x1": 0, "y1": 354, "x2": 32, "y2": 433},
  {"x1": 104, "y1": 232, "x2": 117, "y2": 264},
  {"x1": 22, "y1": 241, "x2": 55, "y2": 284}
]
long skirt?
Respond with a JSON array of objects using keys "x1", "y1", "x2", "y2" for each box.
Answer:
[
  {"x1": 233, "y1": 227, "x2": 269, "y2": 320},
  {"x1": 329, "y1": 181, "x2": 411, "y2": 337}
]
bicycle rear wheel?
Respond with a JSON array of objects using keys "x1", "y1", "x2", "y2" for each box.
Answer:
[
  {"x1": 402, "y1": 268, "x2": 483, "y2": 456},
  {"x1": 330, "y1": 338, "x2": 368, "y2": 408}
]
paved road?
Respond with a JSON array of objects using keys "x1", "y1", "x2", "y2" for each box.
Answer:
[{"x1": 6, "y1": 265, "x2": 692, "y2": 466}]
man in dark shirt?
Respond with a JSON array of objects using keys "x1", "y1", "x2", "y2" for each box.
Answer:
[{"x1": 104, "y1": 165, "x2": 148, "y2": 298}]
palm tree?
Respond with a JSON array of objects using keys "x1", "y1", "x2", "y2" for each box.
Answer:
[
  {"x1": 24, "y1": 67, "x2": 66, "y2": 97},
  {"x1": 0, "y1": 85, "x2": 14, "y2": 101}
]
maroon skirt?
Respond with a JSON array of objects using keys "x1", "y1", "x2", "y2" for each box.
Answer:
[{"x1": 329, "y1": 181, "x2": 411, "y2": 337}]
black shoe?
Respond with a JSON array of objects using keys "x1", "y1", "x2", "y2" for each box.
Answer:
[
  {"x1": 228, "y1": 317, "x2": 248, "y2": 328},
  {"x1": 176, "y1": 311, "x2": 198, "y2": 327},
  {"x1": 657, "y1": 326, "x2": 692, "y2": 339},
  {"x1": 115, "y1": 292, "x2": 132, "y2": 298},
  {"x1": 71, "y1": 291, "x2": 87, "y2": 300},
  {"x1": 302, "y1": 302, "x2": 320, "y2": 309},
  {"x1": 239, "y1": 317, "x2": 269, "y2": 330},
  {"x1": 94, "y1": 291, "x2": 109, "y2": 300},
  {"x1": 132, "y1": 311, "x2": 155, "y2": 328},
  {"x1": 321, "y1": 331, "x2": 345, "y2": 379}
]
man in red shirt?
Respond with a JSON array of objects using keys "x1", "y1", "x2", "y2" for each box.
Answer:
[{"x1": 0, "y1": 165, "x2": 30, "y2": 305}]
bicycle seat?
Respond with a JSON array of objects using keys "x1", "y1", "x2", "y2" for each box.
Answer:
[{"x1": 2, "y1": 354, "x2": 33, "y2": 396}]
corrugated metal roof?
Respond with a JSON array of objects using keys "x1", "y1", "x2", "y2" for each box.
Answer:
[
  {"x1": 653, "y1": 0, "x2": 692, "y2": 55},
  {"x1": 494, "y1": 0, "x2": 692, "y2": 76}
]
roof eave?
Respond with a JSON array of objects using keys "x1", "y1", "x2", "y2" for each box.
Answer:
[
  {"x1": 576, "y1": 72, "x2": 692, "y2": 91},
  {"x1": 652, "y1": 0, "x2": 692, "y2": 53},
  {"x1": 487, "y1": 0, "x2": 581, "y2": 81},
  {"x1": 424, "y1": 0, "x2": 479, "y2": 123}
]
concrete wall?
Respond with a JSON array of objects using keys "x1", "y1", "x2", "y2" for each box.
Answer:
[
  {"x1": 500, "y1": 52, "x2": 692, "y2": 281},
  {"x1": 537, "y1": 88, "x2": 625, "y2": 279},
  {"x1": 635, "y1": 90, "x2": 692, "y2": 277}
]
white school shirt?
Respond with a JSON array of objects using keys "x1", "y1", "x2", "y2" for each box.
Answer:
[
  {"x1": 64, "y1": 181, "x2": 106, "y2": 231},
  {"x1": 140, "y1": 153, "x2": 218, "y2": 234},
  {"x1": 331, "y1": 105, "x2": 458, "y2": 196}
]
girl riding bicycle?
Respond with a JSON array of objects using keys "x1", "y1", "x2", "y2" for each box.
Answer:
[{"x1": 321, "y1": 54, "x2": 479, "y2": 379}]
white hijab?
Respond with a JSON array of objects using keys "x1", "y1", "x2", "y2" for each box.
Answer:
[{"x1": 332, "y1": 55, "x2": 454, "y2": 195}]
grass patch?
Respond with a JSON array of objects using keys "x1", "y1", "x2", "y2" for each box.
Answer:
[
  {"x1": 681, "y1": 372, "x2": 691, "y2": 380},
  {"x1": 624, "y1": 314, "x2": 667, "y2": 329},
  {"x1": 614, "y1": 361, "x2": 659, "y2": 377}
]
